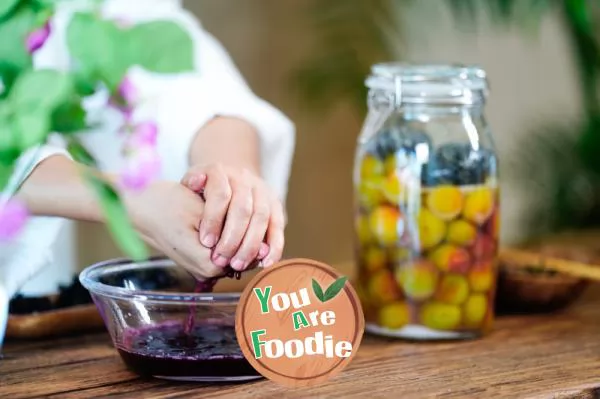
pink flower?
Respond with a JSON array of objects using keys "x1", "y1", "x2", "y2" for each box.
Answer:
[
  {"x1": 120, "y1": 148, "x2": 161, "y2": 191},
  {"x1": 118, "y1": 76, "x2": 138, "y2": 106},
  {"x1": 127, "y1": 121, "x2": 158, "y2": 148},
  {"x1": 0, "y1": 200, "x2": 28, "y2": 241},
  {"x1": 107, "y1": 96, "x2": 131, "y2": 117},
  {"x1": 25, "y1": 21, "x2": 51, "y2": 53}
]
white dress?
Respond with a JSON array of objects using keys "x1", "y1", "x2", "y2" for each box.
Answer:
[{"x1": 0, "y1": 0, "x2": 295, "y2": 342}]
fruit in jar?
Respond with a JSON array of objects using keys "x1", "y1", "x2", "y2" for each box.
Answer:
[
  {"x1": 468, "y1": 261, "x2": 495, "y2": 292},
  {"x1": 446, "y1": 219, "x2": 477, "y2": 246},
  {"x1": 462, "y1": 187, "x2": 494, "y2": 225},
  {"x1": 372, "y1": 128, "x2": 433, "y2": 160},
  {"x1": 357, "y1": 179, "x2": 385, "y2": 210},
  {"x1": 382, "y1": 173, "x2": 405, "y2": 206},
  {"x1": 384, "y1": 154, "x2": 399, "y2": 175},
  {"x1": 463, "y1": 294, "x2": 487, "y2": 327},
  {"x1": 389, "y1": 246, "x2": 411, "y2": 264},
  {"x1": 426, "y1": 185, "x2": 464, "y2": 221},
  {"x1": 486, "y1": 207, "x2": 500, "y2": 239},
  {"x1": 396, "y1": 260, "x2": 439, "y2": 301},
  {"x1": 355, "y1": 214, "x2": 372, "y2": 246},
  {"x1": 418, "y1": 209, "x2": 447, "y2": 250},
  {"x1": 428, "y1": 244, "x2": 471, "y2": 274},
  {"x1": 363, "y1": 246, "x2": 388, "y2": 273},
  {"x1": 423, "y1": 144, "x2": 495, "y2": 186},
  {"x1": 369, "y1": 206, "x2": 403, "y2": 246},
  {"x1": 420, "y1": 302, "x2": 462, "y2": 331},
  {"x1": 471, "y1": 234, "x2": 496, "y2": 261},
  {"x1": 356, "y1": 281, "x2": 370, "y2": 306},
  {"x1": 360, "y1": 154, "x2": 384, "y2": 179},
  {"x1": 434, "y1": 274, "x2": 469, "y2": 305},
  {"x1": 378, "y1": 302, "x2": 410, "y2": 329},
  {"x1": 368, "y1": 269, "x2": 400, "y2": 305}
]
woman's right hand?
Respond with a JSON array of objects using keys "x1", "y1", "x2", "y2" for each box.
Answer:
[{"x1": 124, "y1": 180, "x2": 224, "y2": 280}]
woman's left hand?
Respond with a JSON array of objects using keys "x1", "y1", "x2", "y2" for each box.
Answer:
[{"x1": 181, "y1": 163, "x2": 285, "y2": 271}]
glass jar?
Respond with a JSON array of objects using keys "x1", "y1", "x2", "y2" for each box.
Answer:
[{"x1": 354, "y1": 64, "x2": 499, "y2": 340}]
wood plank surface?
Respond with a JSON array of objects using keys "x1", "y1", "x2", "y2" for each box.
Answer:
[{"x1": 2, "y1": 285, "x2": 600, "y2": 398}]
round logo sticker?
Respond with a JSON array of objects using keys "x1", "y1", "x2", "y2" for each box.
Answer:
[{"x1": 235, "y1": 258, "x2": 365, "y2": 388}]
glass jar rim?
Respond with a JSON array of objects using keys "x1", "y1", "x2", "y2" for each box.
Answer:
[
  {"x1": 79, "y1": 257, "x2": 240, "y2": 304},
  {"x1": 366, "y1": 62, "x2": 489, "y2": 105}
]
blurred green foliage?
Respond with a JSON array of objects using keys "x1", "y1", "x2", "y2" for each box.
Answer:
[
  {"x1": 0, "y1": 0, "x2": 194, "y2": 259},
  {"x1": 295, "y1": 0, "x2": 600, "y2": 240}
]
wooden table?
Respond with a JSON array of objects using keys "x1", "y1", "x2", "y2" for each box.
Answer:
[{"x1": 2, "y1": 288, "x2": 600, "y2": 399}]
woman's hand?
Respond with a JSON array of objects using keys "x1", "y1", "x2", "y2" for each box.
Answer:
[
  {"x1": 125, "y1": 180, "x2": 224, "y2": 280},
  {"x1": 181, "y1": 163, "x2": 285, "y2": 271}
]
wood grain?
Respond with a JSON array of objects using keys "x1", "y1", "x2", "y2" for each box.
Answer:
[
  {"x1": 2, "y1": 286, "x2": 600, "y2": 398},
  {"x1": 6, "y1": 305, "x2": 104, "y2": 339},
  {"x1": 499, "y1": 247, "x2": 600, "y2": 281}
]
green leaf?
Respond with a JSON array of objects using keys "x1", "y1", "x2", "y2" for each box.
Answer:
[
  {"x1": 10, "y1": 69, "x2": 73, "y2": 111},
  {"x1": 0, "y1": 5, "x2": 35, "y2": 87},
  {"x1": 0, "y1": 162, "x2": 14, "y2": 190},
  {"x1": 311, "y1": 278, "x2": 325, "y2": 302},
  {"x1": 51, "y1": 101, "x2": 87, "y2": 133},
  {"x1": 66, "y1": 137, "x2": 96, "y2": 167},
  {"x1": 73, "y1": 69, "x2": 98, "y2": 97},
  {"x1": 0, "y1": 102, "x2": 20, "y2": 165},
  {"x1": 84, "y1": 171, "x2": 148, "y2": 261},
  {"x1": 13, "y1": 107, "x2": 50, "y2": 149},
  {"x1": 323, "y1": 276, "x2": 348, "y2": 302},
  {"x1": 0, "y1": 0, "x2": 20, "y2": 21},
  {"x1": 127, "y1": 20, "x2": 194, "y2": 73},
  {"x1": 67, "y1": 12, "x2": 127, "y2": 90}
]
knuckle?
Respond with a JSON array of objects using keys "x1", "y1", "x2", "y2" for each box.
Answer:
[
  {"x1": 213, "y1": 186, "x2": 232, "y2": 201},
  {"x1": 253, "y1": 204, "x2": 271, "y2": 221},
  {"x1": 235, "y1": 198, "x2": 253, "y2": 219},
  {"x1": 240, "y1": 168, "x2": 254, "y2": 180}
]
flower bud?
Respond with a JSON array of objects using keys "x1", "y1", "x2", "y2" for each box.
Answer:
[{"x1": 25, "y1": 21, "x2": 51, "y2": 53}]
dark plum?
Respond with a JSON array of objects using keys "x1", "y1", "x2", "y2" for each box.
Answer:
[
  {"x1": 423, "y1": 143, "x2": 496, "y2": 186},
  {"x1": 9, "y1": 296, "x2": 54, "y2": 314},
  {"x1": 9, "y1": 277, "x2": 93, "y2": 315},
  {"x1": 370, "y1": 127, "x2": 432, "y2": 160},
  {"x1": 56, "y1": 277, "x2": 93, "y2": 308}
]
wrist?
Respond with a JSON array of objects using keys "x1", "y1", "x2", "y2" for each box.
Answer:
[{"x1": 189, "y1": 116, "x2": 261, "y2": 176}]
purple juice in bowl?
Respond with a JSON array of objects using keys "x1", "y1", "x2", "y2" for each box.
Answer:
[{"x1": 79, "y1": 257, "x2": 261, "y2": 382}]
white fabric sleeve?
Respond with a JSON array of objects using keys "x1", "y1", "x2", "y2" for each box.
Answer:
[
  {"x1": 126, "y1": 5, "x2": 296, "y2": 204},
  {"x1": 0, "y1": 144, "x2": 72, "y2": 301}
]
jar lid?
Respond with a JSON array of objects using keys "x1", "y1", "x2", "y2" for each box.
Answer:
[{"x1": 365, "y1": 63, "x2": 489, "y2": 105}]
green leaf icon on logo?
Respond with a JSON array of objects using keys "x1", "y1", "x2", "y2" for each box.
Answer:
[{"x1": 312, "y1": 276, "x2": 348, "y2": 303}]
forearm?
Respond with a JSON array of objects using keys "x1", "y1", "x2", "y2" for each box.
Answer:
[
  {"x1": 16, "y1": 155, "x2": 118, "y2": 223},
  {"x1": 188, "y1": 116, "x2": 261, "y2": 175}
]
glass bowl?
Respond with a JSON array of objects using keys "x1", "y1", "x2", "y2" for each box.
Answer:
[{"x1": 79, "y1": 257, "x2": 262, "y2": 382}]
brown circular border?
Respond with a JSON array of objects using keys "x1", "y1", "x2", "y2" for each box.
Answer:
[{"x1": 235, "y1": 258, "x2": 365, "y2": 388}]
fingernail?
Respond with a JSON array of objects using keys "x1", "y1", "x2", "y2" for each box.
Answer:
[
  {"x1": 212, "y1": 253, "x2": 229, "y2": 267},
  {"x1": 188, "y1": 176, "x2": 200, "y2": 190},
  {"x1": 258, "y1": 243, "x2": 270, "y2": 259},
  {"x1": 230, "y1": 258, "x2": 246, "y2": 271},
  {"x1": 262, "y1": 258, "x2": 274, "y2": 268},
  {"x1": 201, "y1": 233, "x2": 217, "y2": 248}
]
